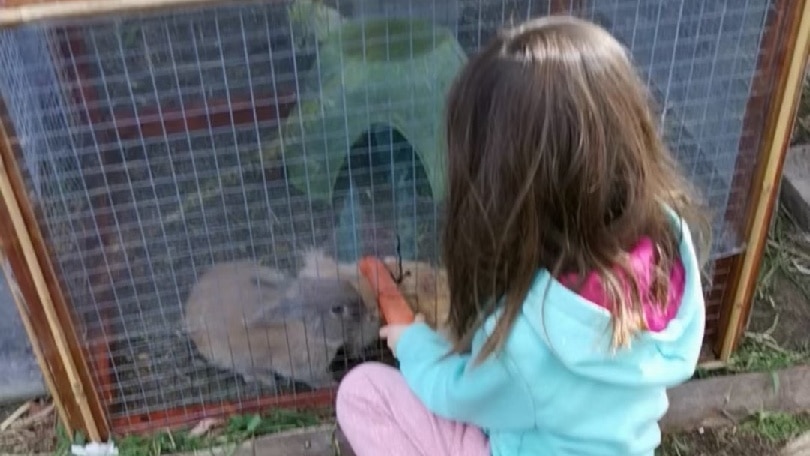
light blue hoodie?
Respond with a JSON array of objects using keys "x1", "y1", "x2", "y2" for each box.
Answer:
[{"x1": 395, "y1": 213, "x2": 706, "y2": 456}]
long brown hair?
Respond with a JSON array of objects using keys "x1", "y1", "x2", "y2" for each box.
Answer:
[{"x1": 442, "y1": 15, "x2": 711, "y2": 363}]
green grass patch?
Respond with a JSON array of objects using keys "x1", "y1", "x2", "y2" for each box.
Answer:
[
  {"x1": 740, "y1": 411, "x2": 810, "y2": 443},
  {"x1": 57, "y1": 409, "x2": 325, "y2": 456},
  {"x1": 695, "y1": 335, "x2": 809, "y2": 380}
]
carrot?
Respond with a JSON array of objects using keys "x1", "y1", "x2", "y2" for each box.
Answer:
[{"x1": 358, "y1": 256, "x2": 415, "y2": 325}]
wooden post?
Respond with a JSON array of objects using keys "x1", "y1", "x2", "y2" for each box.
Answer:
[
  {"x1": 0, "y1": 0, "x2": 277, "y2": 28},
  {"x1": 0, "y1": 109, "x2": 110, "y2": 441},
  {"x1": 716, "y1": 0, "x2": 810, "y2": 361},
  {"x1": 0, "y1": 253, "x2": 72, "y2": 436}
]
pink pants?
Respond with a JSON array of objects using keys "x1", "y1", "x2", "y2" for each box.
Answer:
[{"x1": 336, "y1": 362, "x2": 490, "y2": 456}]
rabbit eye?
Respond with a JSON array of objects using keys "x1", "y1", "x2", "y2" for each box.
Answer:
[{"x1": 330, "y1": 306, "x2": 345, "y2": 316}]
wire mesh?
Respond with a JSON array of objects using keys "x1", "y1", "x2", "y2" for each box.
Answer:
[{"x1": 0, "y1": 0, "x2": 775, "y2": 431}]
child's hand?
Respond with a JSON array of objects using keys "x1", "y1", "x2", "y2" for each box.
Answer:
[{"x1": 379, "y1": 314, "x2": 425, "y2": 355}]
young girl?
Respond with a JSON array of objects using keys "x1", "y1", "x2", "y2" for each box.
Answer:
[{"x1": 336, "y1": 15, "x2": 709, "y2": 456}]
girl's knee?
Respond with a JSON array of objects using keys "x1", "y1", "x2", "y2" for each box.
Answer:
[
  {"x1": 337, "y1": 362, "x2": 391, "y2": 397},
  {"x1": 336, "y1": 362, "x2": 398, "y2": 413}
]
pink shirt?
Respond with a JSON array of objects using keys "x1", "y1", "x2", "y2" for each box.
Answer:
[{"x1": 557, "y1": 237, "x2": 686, "y2": 332}]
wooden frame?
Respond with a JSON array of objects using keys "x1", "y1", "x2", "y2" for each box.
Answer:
[
  {"x1": 0, "y1": 0, "x2": 806, "y2": 441},
  {"x1": 0, "y1": 0, "x2": 583, "y2": 26},
  {"x1": 0, "y1": 252, "x2": 70, "y2": 435},
  {"x1": 0, "y1": 0, "x2": 274, "y2": 27},
  {"x1": 715, "y1": 0, "x2": 810, "y2": 361},
  {"x1": 0, "y1": 108, "x2": 109, "y2": 441}
]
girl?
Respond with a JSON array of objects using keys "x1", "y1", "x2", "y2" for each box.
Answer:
[{"x1": 336, "y1": 15, "x2": 710, "y2": 456}]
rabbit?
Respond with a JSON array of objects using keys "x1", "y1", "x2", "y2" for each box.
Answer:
[
  {"x1": 183, "y1": 259, "x2": 381, "y2": 391},
  {"x1": 298, "y1": 248, "x2": 450, "y2": 334},
  {"x1": 297, "y1": 248, "x2": 377, "y2": 309},
  {"x1": 378, "y1": 256, "x2": 451, "y2": 335}
]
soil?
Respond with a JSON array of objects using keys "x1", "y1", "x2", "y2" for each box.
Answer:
[
  {"x1": 658, "y1": 413, "x2": 810, "y2": 456},
  {"x1": 659, "y1": 427, "x2": 787, "y2": 456},
  {"x1": 0, "y1": 399, "x2": 59, "y2": 455},
  {"x1": 748, "y1": 64, "x2": 810, "y2": 352},
  {"x1": 748, "y1": 267, "x2": 810, "y2": 353}
]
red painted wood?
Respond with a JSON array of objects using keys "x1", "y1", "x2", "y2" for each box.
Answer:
[{"x1": 108, "y1": 93, "x2": 297, "y2": 140}]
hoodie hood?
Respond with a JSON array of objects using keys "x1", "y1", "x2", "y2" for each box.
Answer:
[
  {"x1": 557, "y1": 236, "x2": 686, "y2": 333},
  {"x1": 522, "y1": 210, "x2": 706, "y2": 388}
]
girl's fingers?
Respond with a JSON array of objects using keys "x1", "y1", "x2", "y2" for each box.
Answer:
[
  {"x1": 379, "y1": 326, "x2": 389, "y2": 339},
  {"x1": 414, "y1": 313, "x2": 425, "y2": 323}
]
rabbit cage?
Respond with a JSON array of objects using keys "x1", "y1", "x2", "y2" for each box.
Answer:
[{"x1": 0, "y1": 0, "x2": 807, "y2": 442}]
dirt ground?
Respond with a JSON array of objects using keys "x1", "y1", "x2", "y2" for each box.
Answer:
[
  {"x1": 659, "y1": 416, "x2": 810, "y2": 456},
  {"x1": 660, "y1": 430, "x2": 784, "y2": 456},
  {"x1": 0, "y1": 399, "x2": 61, "y2": 455}
]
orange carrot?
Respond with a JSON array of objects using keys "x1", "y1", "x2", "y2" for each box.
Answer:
[{"x1": 358, "y1": 256, "x2": 415, "y2": 325}]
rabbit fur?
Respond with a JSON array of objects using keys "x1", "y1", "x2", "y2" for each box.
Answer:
[
  {"x1": 183, "y1": 259, "x2": 381, "y2": 391},
  {"x1": 299, "y1": 249, "x2": 451, "y2": 335},
  {"x1": 381, "y1": 256, "x2": 451, "y2": 334}
]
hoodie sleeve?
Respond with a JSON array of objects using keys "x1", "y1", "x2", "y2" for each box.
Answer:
[{"x1": 394, "y1": 322, "x2": 535, "y2": 430}]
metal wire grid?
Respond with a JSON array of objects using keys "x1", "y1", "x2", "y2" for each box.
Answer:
[
  {"x1": 0, "y1": 0, "x2": 772, "y2": 425},
  {"x1": 587, "y1": 0, "x2": 770, "y2": 258}
]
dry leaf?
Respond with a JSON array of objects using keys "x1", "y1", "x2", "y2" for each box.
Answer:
[{"x1": 188, "y1": 417, "x2": 223, "y2": 438}]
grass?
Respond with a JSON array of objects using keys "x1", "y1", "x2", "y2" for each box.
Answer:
[
  {"x1": 658, "y1": 412, "x2": 810, "y2": 456},
  {"x1": 755, "y1": 208, "x2": 810, "y2": 316},
  {"x1": 90, "y1": 409, "x2": 810, "y2": 456},
  {"x1": 694, "y1": 337, "x2": 809, "y2": 380},
  {"x1": 55, "y1": 409, "x2": 326, "y2": 456},
  {"x1": 741, "y1": 411, "x2": 810, "y2": 443}
]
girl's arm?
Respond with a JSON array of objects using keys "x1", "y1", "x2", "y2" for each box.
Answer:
[{"x1": 394, "y1": 322, "x2": 535, "y2": 430}]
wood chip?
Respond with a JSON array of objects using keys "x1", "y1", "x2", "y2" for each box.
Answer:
[{"x1": 0, "y1": 402, "x2": 31, "y2": 431}]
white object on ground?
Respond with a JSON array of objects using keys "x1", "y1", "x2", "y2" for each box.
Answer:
[{"x1": 70, "y1": 441, "x2": 119, "y2": 456}]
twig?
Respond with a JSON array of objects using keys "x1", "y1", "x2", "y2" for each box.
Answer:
[
  {"x1": 8, "y1": 404, "x2": 54, "y2": 430},
  {"x1": 742, "y1": 331, "x2": 792, "y2": 355},
  {"x1": 0, "y1": 401, "x2": 31, "y2": 431},
  {"x1": 392, "y1": 234, "x2": 404, "y2": 284},
  {"x1": 719, "y1": 408, "x2": 739, "y2": 425},
  {"x1": 768, "y1": 239, "x2": 810, "y2": 264}
]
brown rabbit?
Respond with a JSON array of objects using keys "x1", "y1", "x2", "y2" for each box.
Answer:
[
  {"x1": 183, "y1": 260, "x2": 381, "y2": 391},
  {"x1": 298, "y1": 248, "x2": 450, "y2": 333},
  {"x1": 379, "y1": 256, "x2": 451, "y2": 333}
]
